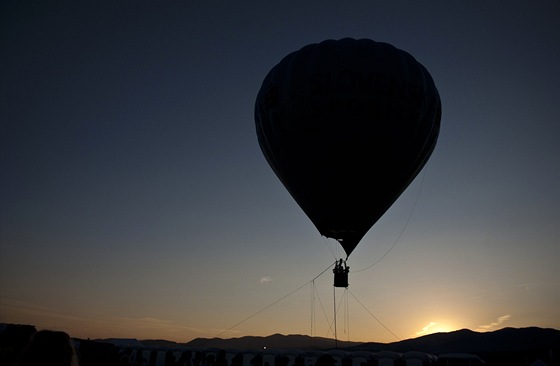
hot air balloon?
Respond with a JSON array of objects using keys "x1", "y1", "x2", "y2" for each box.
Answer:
[{"x1": 255, "y1": 38, "x2": 441, "y2": 261}]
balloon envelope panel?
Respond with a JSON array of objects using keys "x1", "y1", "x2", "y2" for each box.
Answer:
[{"x1": 255, "y1": 38, "x2": 441, "y2": 257}]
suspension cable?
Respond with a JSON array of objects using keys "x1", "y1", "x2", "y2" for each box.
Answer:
[
  {"x1": 209, "y1": 166, "x2": 428, "y2": 343},
  {"x1": 347, "y1": 289, "x2": 401, "y2": 341},
  {"x1": 211, "y1": 262, "x2": 335, "y2": 340},
  {"x1": 313, "y1": 280, "x2": 332, "y2": 335},
  {"x1": 353, "y1": 168, "x2": 428, "y2": 273},
  {"x1": 310, "y1": 281, "x2": 314, "y2": 340},
  {"x1": 333, "y1": 287, "x2": 338, "y2": 348},
  {"x1": 331, "y1": 287, "x2": 351, "y2": 344},
  {"x1": 345, "y1": 288, "x2": 349, "y2": 340}
]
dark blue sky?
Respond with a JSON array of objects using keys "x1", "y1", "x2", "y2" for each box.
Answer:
[{"x1": 1, "y1": 1, "x2": 559, "y2": 342}]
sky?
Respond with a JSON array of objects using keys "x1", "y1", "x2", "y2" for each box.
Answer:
[{"x1": 1, "y1": 1, "x2": 559, "y2": 344}]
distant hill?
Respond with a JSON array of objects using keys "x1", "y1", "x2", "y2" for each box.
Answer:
[
  {"x1": 90, "y1": 327, "x2": 560, "y2": 366},
  {"x1": 352, "y1": 327, "x2": 560, "y2": 355},
  {"x1": 184, "y1": 333, "x2": 360, "y2": 350},
  {"x1": 142, "y1": 327, "x2": 559, "y2": 354}
]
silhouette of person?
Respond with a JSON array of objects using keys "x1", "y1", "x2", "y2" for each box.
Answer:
[
  {"x1": 334, "y1": 259, "x2": 349, "y2": 287},
  {"x1": 334, "y1": 259, "x2": 344, "y2": 274},
  {"x1": 16, "y1": 330, "x2": 79, "y2": 366},
  {"x1": 0, "y1": 324, "x2": 36, "y2": 366}
]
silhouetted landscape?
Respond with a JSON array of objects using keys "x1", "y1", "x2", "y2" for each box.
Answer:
[
  {"x1": 126, "y1": 327, "x2": 560, "y2": 354},
  {"x1": 3, "y1": 3, "x2": 559, "y2": 365},
  {"x1": 2, "y1": 324, "x2": 559, "y2": 365},
  {"x1": 354, "y1": 327, "x2": 560, "y2": 354},
  {"x1": 104, "y1": 327, "x2": 560, "y2": 365}
]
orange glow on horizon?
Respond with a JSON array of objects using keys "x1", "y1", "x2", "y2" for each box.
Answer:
[{"x1": 413, "y1": 321, "x2": 460, "y2": 338}]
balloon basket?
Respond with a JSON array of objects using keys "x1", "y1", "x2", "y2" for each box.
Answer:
[{"x1": 334, "y1": 272, "x2": 348, "y2": 288}]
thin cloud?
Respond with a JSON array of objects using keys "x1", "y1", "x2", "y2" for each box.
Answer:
[
  {"x1": 0, "y1": 298, "x2": 98, "y2": 324},
  {"x1": 259, "y1": 276, "x2": 272, "y2": 284},
  {"x1": 476, "y1": 314, "x2": 511, "y2": 332},
  {"x1": 415, "y1": 322, "x2": 437, "y2": 336},
  {"x1": 114, "y1": 316, "x2": 209, "y2": 334}
]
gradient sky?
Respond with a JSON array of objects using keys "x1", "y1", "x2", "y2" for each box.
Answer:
[{"x1": 1, "y1": 1, "x2": 559, "y2": 344}]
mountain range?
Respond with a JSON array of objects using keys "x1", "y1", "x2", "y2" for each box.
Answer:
[
  {"x1": 135, "y1": 327, "x2": 560, "y2": 355},
  {"x1": 353, "y1": 327, "x2": 560, "y2": 354}
]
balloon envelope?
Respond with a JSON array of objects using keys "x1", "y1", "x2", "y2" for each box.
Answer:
[{"x1": 255, "y1": 38, "x2": 441, "y2": 257}]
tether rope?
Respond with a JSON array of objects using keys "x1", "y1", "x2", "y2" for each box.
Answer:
[
  {"x1": 348, "y1": 289, "x2": 401, "y2": 341},
  {"x1": 208, "y1": 167, "x2": 430, "y2": 343},
  {"x1": 211, "y1": 262, "x2": 335, "y2": 340},
  {"x1": 352, "y1": 167, "x2": 427, "y2": 273}
]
